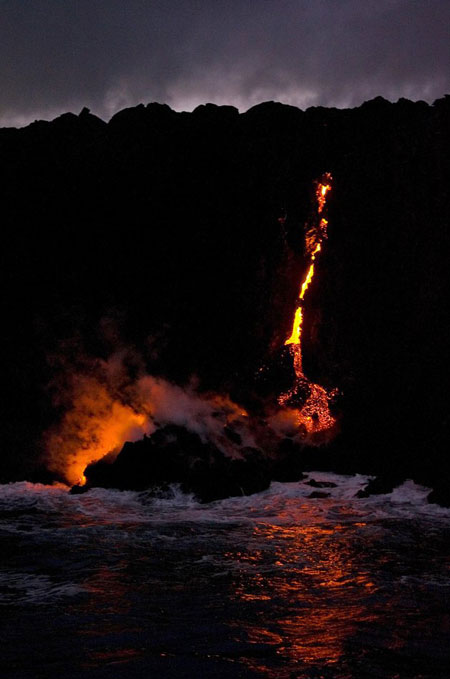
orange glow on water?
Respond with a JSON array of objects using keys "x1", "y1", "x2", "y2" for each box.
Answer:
[{"x1": 231, "y1": 519, "x2": 377, "y2": 674}]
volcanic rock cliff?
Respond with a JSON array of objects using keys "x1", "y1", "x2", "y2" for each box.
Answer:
[{"x1": 1, "y1": 97, "x2": 449, "y2": 494}]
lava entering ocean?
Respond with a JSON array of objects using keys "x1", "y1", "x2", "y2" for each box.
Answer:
[
  {"x1": 278, "y1": 174, "x2": 338, "y2": 440},
  {"x1": 46, "y1": 174, "x2": 338, "y2": 487}
]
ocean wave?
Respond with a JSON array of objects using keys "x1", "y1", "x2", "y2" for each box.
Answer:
[{"x1": 1, "y1": 473, "x2": 449, "y2": 529}]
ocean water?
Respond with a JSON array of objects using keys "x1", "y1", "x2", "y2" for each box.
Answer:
[{"x1": 1, "y1": 472, "x2": 449, "y2": 679}]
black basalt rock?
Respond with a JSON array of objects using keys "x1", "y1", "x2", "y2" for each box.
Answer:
[
  {"x1": 427, "y1": 483, "x2": 450, "y2": 508},
  {"x1": 186, "y1": 447, "x2": 271, "y2": 503},
  {"x1": 272, "y1": 438, "x2": 306, "y2": 482},
  {"x1": 82, "y1": 425, "x2": 216, "y2": 492},
  {"x1": 355, "y1": 474, "x2": 405, "y2": 498},
  {"x1": 79, "y1": 425, "x2": 272, "y2": 502},
  {"x1": 305, "y1": 479, "x2": 337, "y2": 488},
  {"x1": 69, "y1": 483, "x2": 89, "y2": 495}
]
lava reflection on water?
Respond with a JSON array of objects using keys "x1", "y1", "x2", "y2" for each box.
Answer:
[{"x1": 229, "y1": 517, "x2": 378, "y2": 674}]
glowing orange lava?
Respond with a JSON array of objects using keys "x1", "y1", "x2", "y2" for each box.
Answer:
[
  {"x1": 285, "y1": 243, "x2": 321, "y2": 347},
  {"x1": 280, "y1": 173, "x2": 337, "y2": 438},
  {"x1": 285, "y1": 177, "x2": 331, "y2": 354}
]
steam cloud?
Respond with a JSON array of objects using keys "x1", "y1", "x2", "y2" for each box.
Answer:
[{"x1": 45, "y1": 350, "x2": 254, "y2": 485}]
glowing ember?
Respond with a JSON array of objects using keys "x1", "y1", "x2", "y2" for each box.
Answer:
[
  {"x1": 317, "y1": 181, "x2": 331, "y2": 213},
  {"x1": 279, "y1": 173, "x2": 337, "y2": 439}
]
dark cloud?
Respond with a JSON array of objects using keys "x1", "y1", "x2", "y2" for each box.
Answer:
[{"x1": 1, "y1": 0, "x2": 449, "y2": 126}]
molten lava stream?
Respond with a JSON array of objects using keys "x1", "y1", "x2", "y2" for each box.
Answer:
[{"x1": 279, "y1": 173, "x2": 337, "y2": 439}]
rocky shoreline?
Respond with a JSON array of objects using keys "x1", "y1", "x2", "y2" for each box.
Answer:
[{"x1": 70, "y1": 423, "x2": 450, "y2": 508}]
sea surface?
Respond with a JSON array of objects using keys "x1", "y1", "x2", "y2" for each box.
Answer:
[{"x1": 1, "y1": 472, "x2": 449, "y2": 679}]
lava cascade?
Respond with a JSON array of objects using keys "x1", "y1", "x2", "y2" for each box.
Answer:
[{"x1": 279, "y1": 174, "x2": 338, "y2": 439}]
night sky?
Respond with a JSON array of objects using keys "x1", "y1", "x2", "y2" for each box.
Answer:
[{"x1": 1, "y1": 0, "x2": 449, "y2": 126}]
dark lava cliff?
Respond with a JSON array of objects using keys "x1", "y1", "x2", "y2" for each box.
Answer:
[{"x1": 1, "y1": 97, "x2": 449, "y2": 494}]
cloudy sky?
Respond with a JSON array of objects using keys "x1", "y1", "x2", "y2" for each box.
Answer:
[{"x1": 1, "y1": 0, "x2": 449, "y2": 126}]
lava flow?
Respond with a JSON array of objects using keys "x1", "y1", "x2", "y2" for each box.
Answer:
[{"x1": 279, "y1": 174, "x2": 338, "y2": 439}]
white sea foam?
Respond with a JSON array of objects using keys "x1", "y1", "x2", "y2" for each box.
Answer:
[
  {"x1": 0, "y1": 571, "x2": 87, "y2": 605},
  {"x1": 1, "y1": 472, "x2": 449, "y2": 529}
]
